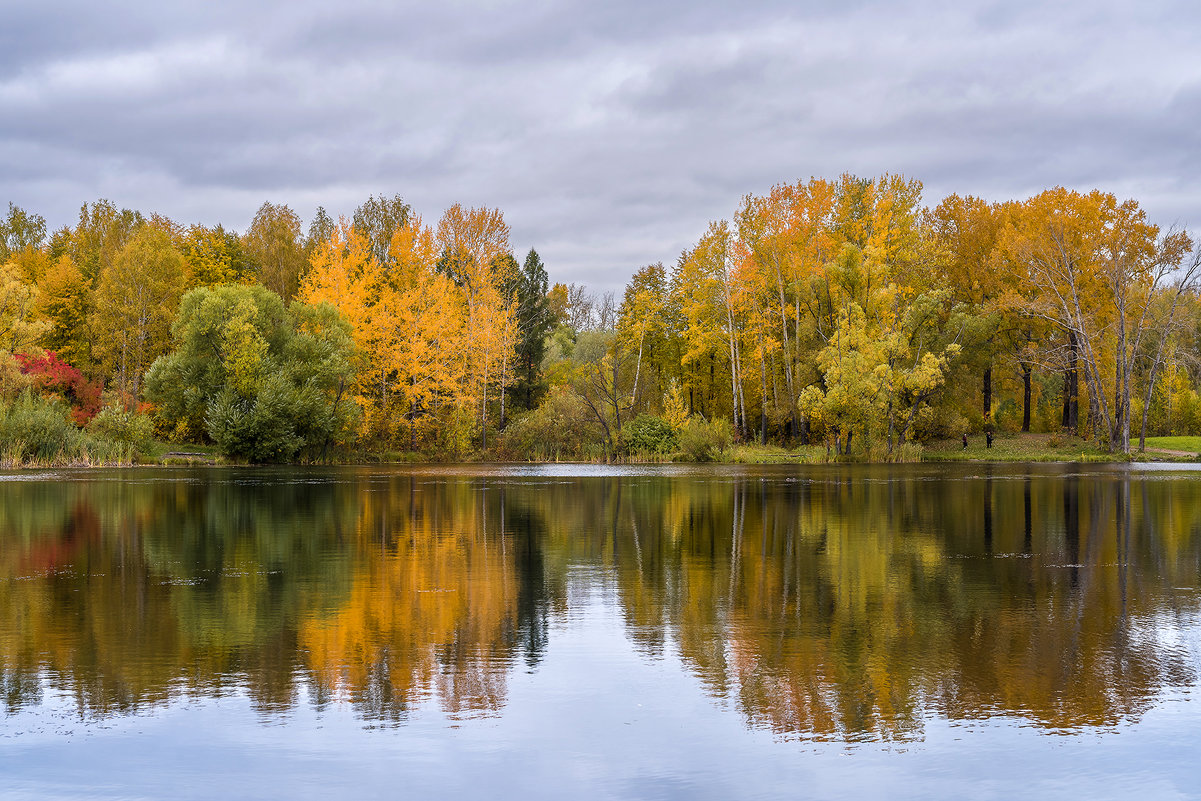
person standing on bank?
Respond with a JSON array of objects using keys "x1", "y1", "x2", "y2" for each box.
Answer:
[
  {"x1": 986, "y1": 431, "x2": 994, "y2": 449},
  {"x1": 962, "y1": 433, "x2": 968, "y2": 450}
]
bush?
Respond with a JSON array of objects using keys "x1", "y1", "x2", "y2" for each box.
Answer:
[
  {"x1": 0, "y1": 391, "x2": 127, "y2": 466},
  {"x1": 0, "y1": 391, "x2": 78, "y2": 462},
  {"x1": 14, "y1": 351, "x2": 102, "y2": 425},
  {"x1": 87, "y1": 405, "x2": 155, "y2": 457},
  {"x1": 623, "y1": 414, "x2": 677, "y2": 455},
  {"x1": 145, "y1": 285, "x2": 357, "y2": 462},
  {"x1": 500, "y1": 390, "x2": 602, "y2": 460},
  {"x1": 677, "y1": 417, "x2": 732, "y2": 462}
]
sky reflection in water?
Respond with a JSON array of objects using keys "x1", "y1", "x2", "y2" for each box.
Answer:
[{"x1": 0, "y1": 464, "x2": 1199, "y2": 800}]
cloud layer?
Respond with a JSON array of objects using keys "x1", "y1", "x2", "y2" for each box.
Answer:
[{"x1": 3, "y1": 0, "x2": 1198, "y2": 289}]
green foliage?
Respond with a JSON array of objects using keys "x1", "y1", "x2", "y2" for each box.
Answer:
[
  {"x1": 0, "y1": 391, "x2": 78, "y2": 462},
  {"x1": 623, "y1": 414, "x2": 677, "y2": 454},
  {"x1": 510, "y1": 248, "x2": 552, "y2": 412},
  {"x1": 0, "y1": 391, "x2": 127, "y2": 466},
  {"x1": 1, "y1": 203, "x2": 47, "y2": 260},
  {"x1": 677, "y1": 416, "x2": 732, "y2": 462},
  {"x1": 500, "y1": 389, "x2": 602, "y2": 460},
  {"x1": 352, "y1": 194, "x2": 411, "y2": 266},
  {"x1": 243, "y1": 202, "x2": 305, "y2": 302},
  {"x1": 145, "y1": 284, "x2": 358, "y2": 462},
  {"x1": 86, "y1": 404, "x2": 155, "y2": 457}
]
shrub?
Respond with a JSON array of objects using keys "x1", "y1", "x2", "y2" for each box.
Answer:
[
  {"x1": 501, "y1": 390, "x2": 602, "y2": 460},
  {"x1": 623, "y1": 414, "x2": 677, "y2": 455},
  {"x1": 13, "y1": 351, "x2": 102, "y2": 424},
  {"x1": 677, "y1": 417, "x2": 732, "y2": 462},
  {"x1": 0, "y1": 391, "x2": 78, "y2": 463},
  {"x1": 87, "y1": 405, "x2": 155, "y2": 457},
  {"x1": 145, "y1": 285, "x2": 357, "y2": 462}
]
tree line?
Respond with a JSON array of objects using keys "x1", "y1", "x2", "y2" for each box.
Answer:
[{"x1": 1, "y1": 175, "x2": 1199, "y2": 462}]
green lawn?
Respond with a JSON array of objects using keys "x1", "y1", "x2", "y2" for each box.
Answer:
[
  {"x1": 923, "y1": 432, "x2": 1120, "y2": 462},
  {"x1": 1142, "y1": 436, "x2": 1201, "y2": 455}
]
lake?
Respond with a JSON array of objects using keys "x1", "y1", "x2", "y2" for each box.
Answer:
[{"x1": 0, "y1": 463, "x2": 1198, "y2": 800}]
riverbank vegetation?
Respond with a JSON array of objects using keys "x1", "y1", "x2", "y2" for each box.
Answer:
[{"x1": 1, "y1": 176, "x2": 1199, "y2": 464}]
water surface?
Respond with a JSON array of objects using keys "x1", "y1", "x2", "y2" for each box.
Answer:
[{"x1": 1, "y1": 463, "x2": 1198, "y2": 799}]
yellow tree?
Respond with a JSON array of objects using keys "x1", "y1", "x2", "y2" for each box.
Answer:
[
  {"x1": 0, "y1": 261, "x2": 49, "y2": 355},
  {"x1": 35, "y1": 255, "x2": 91, "y2": 369},
  {"x1": 91, "y1": 227, "x2": 186, "y2": 400},
  {"x1": 0, "y1": 261, "x2": 50, "y2": 396},
  {"x1": 926, "y1": 194, "x2": 1011, "y2": 421},
  {"x1": 800, "y1": 245, "x2": 958, "y2": 456},
  {"x1": 616, "y1": 263, "x2": 668, "y2": 412},
  {"x1": 382, "y1": 217, "x2": 469, "y2": 450},
  {"x1": 674, "y1": 221, "x2": 746, "y2": 431},
  {"x1": 436, "y1": 205, "x2": 514, "y2": 448},
  {"x1": 180, "y1": 224, "x2": 252, "y2": 287},
  {"x1": 299, "y1": 221, "x2": 386, "y2": 440},
  {"x1": 735, "y1": 178, "x2": 836, "y2": 437},
  {"x1": 1001, "y1": 188, "x2": 1184, "y2": 452}
]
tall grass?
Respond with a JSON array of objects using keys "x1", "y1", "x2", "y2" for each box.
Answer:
[{"x1": 0, "y1": 392, "x2": 135, "y2": 467}]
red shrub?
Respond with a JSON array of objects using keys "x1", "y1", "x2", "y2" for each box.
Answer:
[{"x1": 14, "y1": 351, "x2": 103, "y2": 425}]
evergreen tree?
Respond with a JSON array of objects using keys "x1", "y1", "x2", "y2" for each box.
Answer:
[{"x1": 512, "y1": 248, "x2": 551, "y2": 412}]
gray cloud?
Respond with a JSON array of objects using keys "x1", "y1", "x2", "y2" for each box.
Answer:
[{"x1": 2, "y1": 0, "x2": 1199, "y2": 290}]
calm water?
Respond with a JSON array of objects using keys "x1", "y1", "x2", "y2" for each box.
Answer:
[{"x1": 0, "y1": 463, "x2": 1199, "y2": 800}]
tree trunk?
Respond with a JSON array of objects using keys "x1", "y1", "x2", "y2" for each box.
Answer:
[
  {"x1": 1062, "y1": 333, "x2": 1078, "y2": 433},
  {"x1": 983, "y1": 364, "x2": 992, "y2": 421},
  {"x1": 759, "y1": 336, "x2": 768, "y2": 445},
  {"x1": 1022, "y1": 363, "x2": 1032, "y2": 432}
]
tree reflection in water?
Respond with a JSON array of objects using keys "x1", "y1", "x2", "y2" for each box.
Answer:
[{"x1": 0, "y1": 465, "x2": 1196, "y2": 739}]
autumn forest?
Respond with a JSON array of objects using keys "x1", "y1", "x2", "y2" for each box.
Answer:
[{"x1": 2, "y1": 174, "x2": 1199, "y2": 464}]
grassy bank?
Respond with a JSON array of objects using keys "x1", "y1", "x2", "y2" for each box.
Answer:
[
  {"x1": 922, "y1": 432, "x2": 1121, "y2": 462},
  {"x1": 1141, "y1": 436, "x2": 1201, "y2": 457},
  {"x1": 8, "y1": 433, "x2": 1194, "y2": 469}
]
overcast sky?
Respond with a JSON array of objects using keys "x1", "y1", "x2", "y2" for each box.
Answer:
[{"x1": 2, "y1": 0, "x2": 1198, "y2": 290}]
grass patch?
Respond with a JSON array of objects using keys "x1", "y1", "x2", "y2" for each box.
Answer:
[
  {"x1": 1141, "y1": 436, "x2": 1201, "y2": 455},
  {"x1": 923, "y1": 432, "x2": 1122, "y2": 462},
  {"x1": 723, "y1": 444, "x2": 828, "y2": 464}
]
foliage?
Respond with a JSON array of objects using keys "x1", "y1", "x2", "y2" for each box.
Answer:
[
  {"x1": 0, "y1": 391, "x2": 128, "y2": 466},
  {"x1": 13, "y1": 350, "x2": 102, "y2": 424},
  {"x1": 0, "y1": 260, "x2": 50, "y2": 355},
  {"x1": 623, "y1": 414, "x2": 677, "y2": 454},
  {"x1": 0, "y1": 391, "x2": 77, "y2": 462},
  {"x1": 510, "y1": 248, "x2": 553, "y2": 413},
  {"x1": 677, "y1": 416, "x2": 732, "y2": 462},
  {"x1": 4, "y1": 177, "x2": 1200, "y2": 463},
  {"x1": 244, "y1": 202, "x2": 306, "y2": 302},
  {"x1": 86, "y1": 404, "x2": 155, "y2": 456},
  {"x1": 181, "y1": 224, "x2": 253, "y2": 287},
  {"x1": 499, "y1": 389, "x2": 601, "y2": 460},
  {"x1": 352, "y1": 194, "x2": 412, "y2": 266},
  {"x1": 145, "y1": 284, "x2": 357, "y2": 462},
  {"x1": 91, "y1": 226, "x2": 186, "y2": 399}
]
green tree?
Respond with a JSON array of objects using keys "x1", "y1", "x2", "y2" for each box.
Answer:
[
  {"x1": 0, "y1": 203, "x2": 46, "y2": 261},
  {"x1": 244, "y1": 202, "x2": 305, "y2": 302},
  {"x1": 511, "y1": 248, "x2": 552, "y2": 413},
  {"x1": 352, "y1": 194, "x2": 411, "y2": 267},
  {"x1": 145, "y1": 284, "x2": 357, "y2": 461},
  {"x1": 181, "y1": 224, "x2": 253, "y2": 287},
  {"x1": 306, "y1": 206, "x2": 336, "y2": 258}
]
